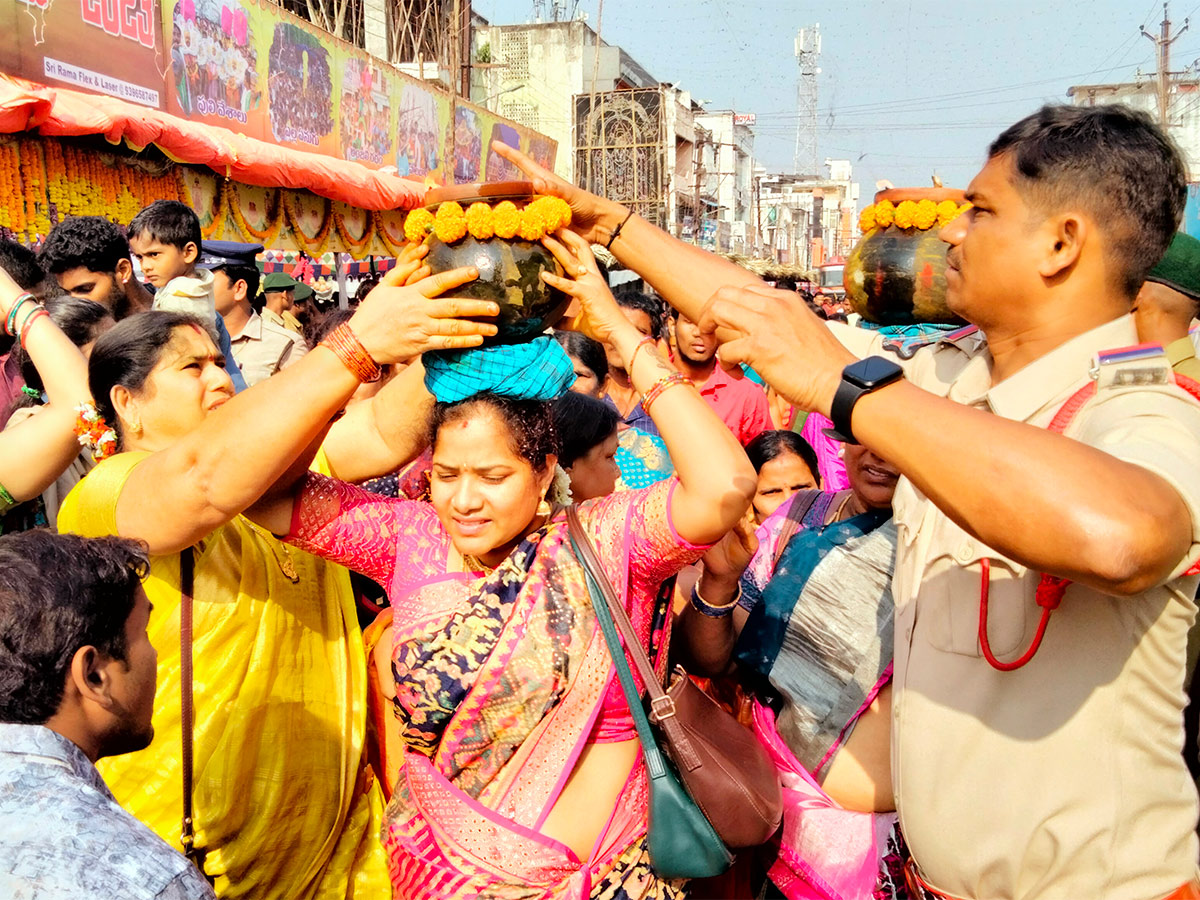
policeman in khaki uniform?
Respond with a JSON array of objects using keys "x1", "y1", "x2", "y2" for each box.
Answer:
[
  {"x1": 709, "y1": 108, "x2": 1200, "y2": 900},
  {"x1": 1133, "y1": 232, "x2": 1200, "y2": 383},
  {"x1": 260, "y1": 272, "x2": 303, "y2": 334},
  {"x1": 201, "y1": 242, "x2": 307, "y2": 387},
  {"x1": 488, "y1": 105, "x2": 1200, "y2": 900}
]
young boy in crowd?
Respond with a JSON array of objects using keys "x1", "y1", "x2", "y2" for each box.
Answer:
[{"x1": 126, "y1": 201, "x2": 247, "y2": 391}]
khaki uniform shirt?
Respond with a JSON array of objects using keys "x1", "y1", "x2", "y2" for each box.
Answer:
[
  {"x1": 260, "y1": 306, "x2": 303, "y2": 335},
  {"x1": 1174, "y1": 334, "x2": 1200, "y2": 383},
  {"x1": 227, "y1": 311, "x2": 306, "y2": 387},
  {"x1": 837, "y1": 315, "x2": 1200, "y2": 899}
]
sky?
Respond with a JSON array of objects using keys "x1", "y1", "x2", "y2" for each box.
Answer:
[{"x1": 472, "y1": 0, "x2": 1187, "y2": 197}]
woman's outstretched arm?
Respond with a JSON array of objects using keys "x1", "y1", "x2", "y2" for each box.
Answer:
[
  {"x1": 0, "y1": 269, "x2": 91, "y2": 502},
  {"x1": 113, "y1": 269, "x2": 498, "y2": 554},
  {"x1": 543, "y1": 230, "x2": 755, "y2": 545}
]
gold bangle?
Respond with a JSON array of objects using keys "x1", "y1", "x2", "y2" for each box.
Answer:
[{"x1": 641, "y1": 372, "x2": 690, "y2": 413}]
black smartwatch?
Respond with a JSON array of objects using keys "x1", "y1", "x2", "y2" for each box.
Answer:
[{"x1": 827, "y1": 356, "x2": 904, "y2": 444}]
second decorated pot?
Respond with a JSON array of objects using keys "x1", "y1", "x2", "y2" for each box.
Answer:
[{"x1": 844, "y1": 187, "x2": 970, "y2": 325}]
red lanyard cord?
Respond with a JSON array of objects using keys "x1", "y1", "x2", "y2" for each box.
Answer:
[{"x1": 978, "y1": 559, "x2": 1069, "y2": 671}]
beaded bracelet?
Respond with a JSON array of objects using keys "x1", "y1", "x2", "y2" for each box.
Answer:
[
  {"x1": 640, "y1": 372, "x2": 691, "y2": 413},
  {"x1": 627, "y1": 336, "x2": 656, "y2": 373},
  {"x1": 690, "y1": 581, "x2": 741, "y2": 618},
  {"x1": 321, "y1": 323, "x2": 382, "y2": 383},
  {"x1": 18, "y1": 308, "x2": 48, "y2": 347},
  {"x1": 5, "y1": 294, "x2": 37, "y2": 336}
]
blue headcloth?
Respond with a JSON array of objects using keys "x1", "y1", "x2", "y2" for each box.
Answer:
[{"x1": 423, "y1": 334, "x2": 577, "y2": 403}]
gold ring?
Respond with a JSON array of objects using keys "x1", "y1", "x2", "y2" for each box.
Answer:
[{"x1": 577, "y1": 267, "x2": 588, "y2": 277}]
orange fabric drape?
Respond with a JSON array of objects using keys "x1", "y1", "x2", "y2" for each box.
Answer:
[{"x1": 0, "y1": 75, "x2": 423, "y2": 211}]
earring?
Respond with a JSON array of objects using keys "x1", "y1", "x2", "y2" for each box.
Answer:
[
  {"x1": 129, "y1": 419, "x2": 143, "y2": 436},
  {"x1": 537, "y1": 497, "x2": 551, "y2": 517}
]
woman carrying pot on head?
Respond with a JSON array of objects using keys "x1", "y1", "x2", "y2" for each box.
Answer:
[
  {"x1": 56, "y1": 258, "x2": 499, "y2": 899},
  {"x1": 678, "y1": 439, "x2": 905, "y2": 900},
  {"x1": 246, "y1": 228, "x2": 756, "y2": 899}
]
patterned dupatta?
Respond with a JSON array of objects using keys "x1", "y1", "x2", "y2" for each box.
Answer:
[{"x1": 383, "y1": 520, "x2": 674, "y2": 900}]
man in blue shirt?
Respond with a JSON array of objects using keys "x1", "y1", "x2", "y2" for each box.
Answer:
[{"x1": 0, "y1": 531, "x2": 215, "y2": 899}]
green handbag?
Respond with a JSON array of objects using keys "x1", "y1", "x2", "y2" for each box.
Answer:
[{"x1": 567, "y1": 509, "x2": 733, "y2": 881}]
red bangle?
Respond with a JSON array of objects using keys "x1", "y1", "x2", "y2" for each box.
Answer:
[
  {"x1": 321, "y1": 323, "x2": 382, "y2": 383},
  {"x1": 641, "y1": 372, "x2": 691, "y2": 413},
  {"x1": 18, "y1": 308, "x2": 48, "y2": 347}
]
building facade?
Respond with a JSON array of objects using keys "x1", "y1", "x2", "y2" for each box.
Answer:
[
  {"x1": 695, "y1": 111, "x2": 756, "y2": 254},
  {"x1": 756, "y1": 161, "x2": 859, "y2": 271}
]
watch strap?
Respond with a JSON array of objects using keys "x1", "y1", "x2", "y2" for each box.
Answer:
[{"x1": 828, "y1": 377, "x2": 863, "y2": 444}]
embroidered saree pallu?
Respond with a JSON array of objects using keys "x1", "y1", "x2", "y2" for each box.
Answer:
[{"x1": 285, "y1": 476, "x2": 706, "y2": 899}]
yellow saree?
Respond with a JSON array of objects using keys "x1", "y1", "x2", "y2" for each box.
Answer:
[{"x1": 57, "y1": 450, "x2": 390, "y2": 899}]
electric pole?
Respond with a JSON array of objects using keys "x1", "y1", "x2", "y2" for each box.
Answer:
[
  {"x1": 1142, "y1": 2, "x2": 1189, "y2": 127},
  {"x1": 694, "y1": 131, "x2": 706, "y2": 247}
]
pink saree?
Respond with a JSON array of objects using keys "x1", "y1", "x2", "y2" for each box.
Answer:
[{"x1": 287, "y1": 476, "x2": 707, "y2": 899}]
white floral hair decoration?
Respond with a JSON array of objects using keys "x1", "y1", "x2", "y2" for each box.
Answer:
[{"x1": 548, "y1": 464, "x2": 574, "y2": 507}]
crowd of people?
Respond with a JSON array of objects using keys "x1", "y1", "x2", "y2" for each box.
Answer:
[
  {"x1": 267, "y1": 25, "x2": 334, "y2": 144},
  {"x1": 172, "y1": 2, "x2": 258, "y2": 120},
  {"x1": 1, "y1": 101, "x2": 1200, "y2": 900}
]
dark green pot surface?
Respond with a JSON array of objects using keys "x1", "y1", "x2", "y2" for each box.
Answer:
[{"x1": 426, "y1": 236, "x2": 570, "y2": 344}]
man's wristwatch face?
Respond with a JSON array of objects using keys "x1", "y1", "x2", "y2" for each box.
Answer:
[{"x1": 844, "y1": 355, "x2": 904, "y2": 390}]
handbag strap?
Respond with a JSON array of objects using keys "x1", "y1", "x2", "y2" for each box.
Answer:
[
  {"x1": 566, "y1": 507, "x2": 671, "y2": 781},
  {"x1": 566, "y1": 506, "x2": 702, "y2": 772},
  {"x1": 178, "y1": 547, "x2": 209, "y2": 880}
]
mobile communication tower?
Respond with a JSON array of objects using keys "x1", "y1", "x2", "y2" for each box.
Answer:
[{"x1": 794, "y1": 24, "x2": 821, "y2": 175}]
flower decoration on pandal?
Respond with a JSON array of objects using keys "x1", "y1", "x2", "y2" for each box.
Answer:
[
  {"x1": 859, "y1": 196, "x2": 971, "y2": 234},
  {"x1": 74, "y1": 402, "x2": 118, "y2": 461},
  {"x1": 403, "y1": 195, "x2": 573, "y2": 245}
]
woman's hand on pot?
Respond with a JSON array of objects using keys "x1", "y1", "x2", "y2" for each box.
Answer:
[
  {"x1": 541, "y1": 229, "x2": 633, "y2": 347},
  {"x1": 492, "y1": 141, "x2": 627, "y2": 245},
  {"x1": 394, "y1": 240, "x2": 431, "y2": 287},
  {"x1": 349, "y1": 265, "x2": 498, "y2": 364}
]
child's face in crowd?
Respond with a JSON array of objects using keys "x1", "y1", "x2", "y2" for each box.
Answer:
[{"x1": 129, "y1": 232, "x2": 197, "y2": 288}]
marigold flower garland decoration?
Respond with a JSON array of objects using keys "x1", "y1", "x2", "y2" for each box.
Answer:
[
  {"x1": 858, "y1": 197, "x2": 971, "y2": 234},
  {"x1": 403, "y1": 196, "x2": 573, "y2": 245},
  {"x1": 74, "y1": 402, "x2": 118, "y2": 461}
]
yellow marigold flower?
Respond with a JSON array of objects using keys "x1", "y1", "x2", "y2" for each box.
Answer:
[
  {"x1": 858, "y1": 204, "x2": 876, "y2": 232},
  {"x1": 518, "y1": 205, "x2": 545, "y2": 241},
  {"x1": 493, "y1": 201, "x2": 520, "y2": 239},
  {"x1": 874, "y1": 200, "x2": 895, "y2": 228},
  {"x1": 433, "y1": 201, "x2": 467, "y2": 242},
  {"x1": 894, "y1": 200, "x2": 918, "y2": 230},
  {"x1": 403, "y1": 208, "x2": 434, "y2": 243},
  {"x1": 914, "y1": 199, "x2": 938, "y2": 230},
  {"x1": 532, "y1": 196, "x2": 572, "y2": 232},
  {"x1": 935, "y1": 199, "x2": 962, "y2": 228},
  {"x1": 465, "y1": 202, "x2": 494, "y2": 240}
]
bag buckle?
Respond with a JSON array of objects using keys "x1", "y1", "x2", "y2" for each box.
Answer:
[{"x1": 649, "y1": 695, "x2": 677, "y2": 722}]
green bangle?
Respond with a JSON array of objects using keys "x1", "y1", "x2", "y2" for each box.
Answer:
[
  {"x1": 0, "y1": 480, "x2": 17, "y2": 513},
  {"x1": 5, "y1": 294, "x2": 35, "y2": 336}
]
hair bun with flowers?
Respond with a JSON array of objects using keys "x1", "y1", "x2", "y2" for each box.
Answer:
[{"x1": 74, "y1": 401, "x2": 118, "y2": 461}]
